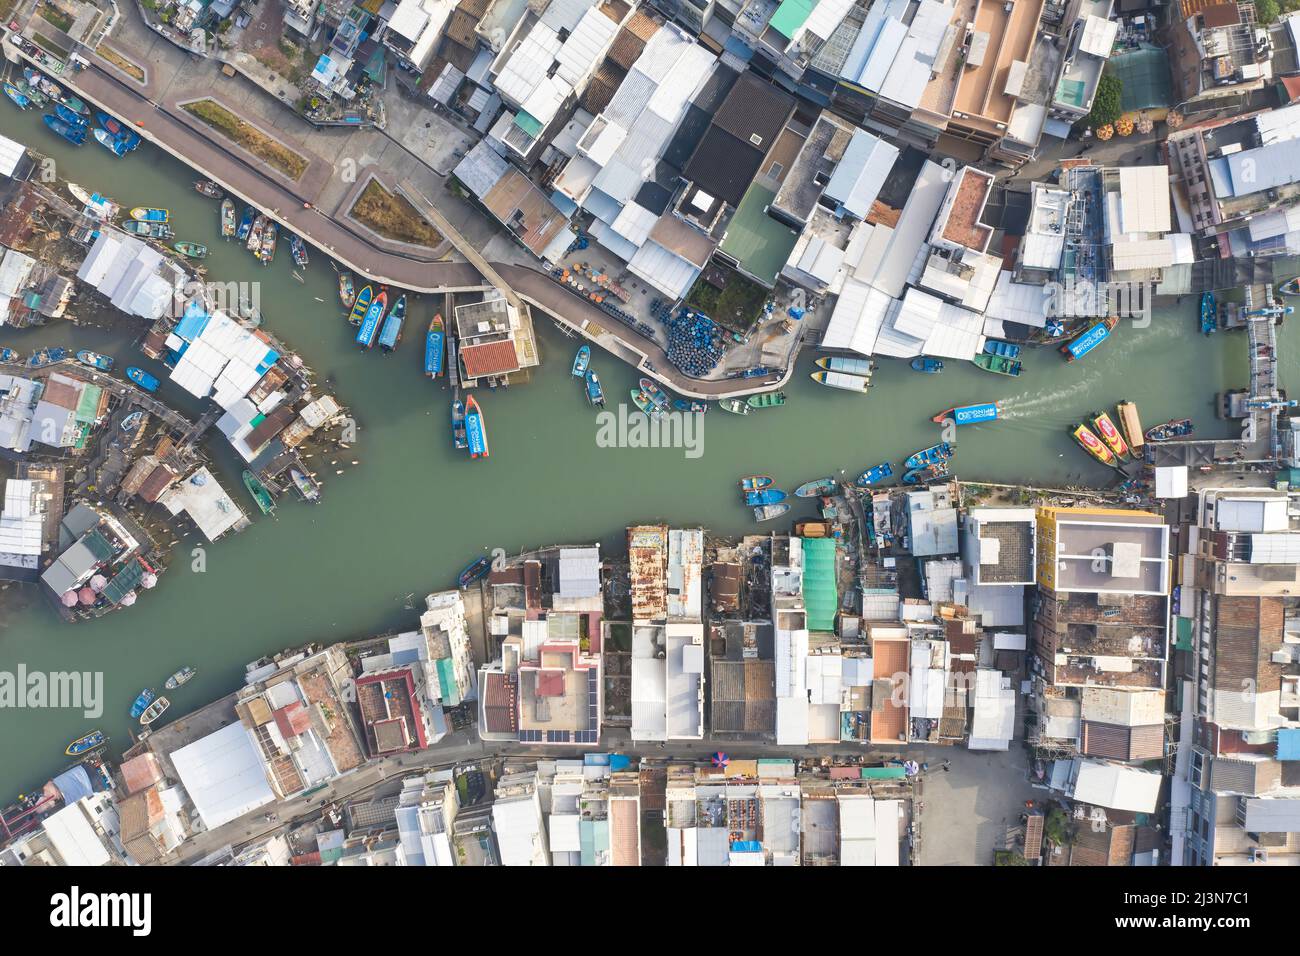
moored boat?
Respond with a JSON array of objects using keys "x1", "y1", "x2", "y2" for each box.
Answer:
[
  {"x1": 27, "y1": 347, "x2": 68, "y2": 368},
  {"x1": 451, "y1": 399, "x2": 468, "y2": 449},
  {"x1": 1072, "y1": 423, "x2": 1118, "y2": 466},
  {"x1": 259, "y1": 221, "x2": 278, "y2": 263},
  {"x1": 855, "y1": 462, "x2": 893, "y2": 486},
  {"x1": 753, "y1": 503, "x2": 790, "y2": 522},
  {"x1": 1279, "y1": 276, "x2": 1300, "y2": 296},
  {"x1": 1145, "y1": 418, "x2": 1193, "y2": 442},
  {"x1": 355, "y1": 288, "x2": 388, "y2": 348},
  {"x1": 347, "y1": 284, "x2": 373, "y2": 326},
  {"x1": 76, "y1": 350, "x2": 113, "y2": 371},
  {"x1": 236, "y1": 206, "x2": 255, "y2": 242},
  {"x1": 195, "y1": 180, "x2": 223, "y2": 199},
  {"x1": 903, "y1": 462, "x2": 950, "y2": 485},
  {"x1": 130, "y1": 207, "x2": 170, "y2": 223},
  {"x1": 68, "y1": 183, "x2": 120, "y2": 219},
  {"x1": 290, "y1": 469, "x2": 320, "y2": 502},
  {"x1": 572, "y1": 345, "x2": 591, "y2": 377},
  {"x1": 126, "y1": 366, "x2": 160, "y2": 392},
  {"x1": 120, "y1": 411, "x2": 145, "y2": 432},
  {"x1": 911, "y1": 357, "x2": 944, "y2": 373},
  {"x1": 122, "y1": 220, "x2": 173, "y2": 239},
  {"x1": 931, "y1": 402, "x2": 998, "y2": 425},
  {"x1": 64, "y1": 730, "x2": 106, "y2": 756},
  {"x1": 631, "y1": 389, "x2": 660, "y2": 417},
  {"x1": 220, "y1": 198, "x2": 236, "y2": 238},
  {"x1": 718, "y1": 398, "x2": 751, "y2": 415},
  {"x1": 164, "y1": 667, "x2": 196, "y2": 690},
  {"x1": 16, "y1": 78, "x2": 45, "y2": 106},
  {"x1": 1061, "y1": 316, "x2": 1118, "y2": 362},
  {"x1": 1200, "y1": 291, "x2": 1217, "y2": 335},
  {"x1": 140, "y1": 696, "x2": 170, "y2": 726},
  {"x1": 0, "y1": 347, "x2": 16, "y2": 362},
  {"x1": 1091, "y1": 410, "x2": 1129, "y2": 459},
  {"x1": 972, "y1": 353, "x2": 1022, "y2": 377},
  {"x1": 585, "y1": 370, "x2": 605, "y2": 407},
  {"x1": 746, "y1": 391, "x2": 786, "y2": 409},
  {"x1": 173, "y1": 241, "x2": 208, "y2": 259},
  {"x1": 246, "y1": 213, "x2": 266, "y2": 252},
  {"x1": 43, "y1": 114, "x2": 86, "y2": 145},
  {"x1": 795, "y1": 478, "x2": 837, "y2": 497},
  {"x1": 424, "y1": 314, "x2": 444, "y2": 376},
  {"x1": 129, "y1": 688, "x2": 156, "y2": 719},
  {"x1": 457, "y1": 556, "x2": 492, "y2": 588},
  {"x1": 55, "y1": 103, "x2": 88, "y2": 128},
  {"x1": 242, "y1": 469, "x2": 277, "y2": 515},
  {"x1": 904, "y1": 442, "x2": 953, "y2": 470},
  {"x1": 671, "y1": 398, "x2": 707, "y2": 414},
  {"x1": 811, "y1": 370, "x2": 871, "y2": 392},
  {"x1": 3, "y1": 83, "x2": 31, "y2": 110},
  {"x1": 289, "y1": 233, "x2": 308, "y2": 268},
  {"x1": 340, "y1": 273, "x2": 357, "y2": 309},
  {"x1": 983, "y1": 339, "x2": 1021, "y2": 359},
  {"x1": 739, "y1": 475, "x2": 774, "y2": 492},
  {"x1": 815, "y1": 355, "x2": 874, "y2": 377},
  {"x1": 745, "y1": 488, "x2": 787, "y2": 507},
  {"x1": 378, "y1": 294, "x2": 407, "y2": 352},
  {"x1": 1117, "y1": 400, "x2": 1144, "y2": 453},
  {"x1": 465, "y1": 395, "x2": 489, "y2": 459},
  {"x1": 638, "y1": 377, "x2": 670, "y2": 410}
]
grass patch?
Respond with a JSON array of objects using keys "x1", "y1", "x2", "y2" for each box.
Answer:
[
  {"x1": 39, "y1": 5, "x2": 75, "y2": 33},
  {"x1": 684, "y1": 264, "x2": 769, "y2": 333},
  {"x1": 97, "y1": 45, "x2": 145, "y2": 82},
  {"x1": 350, "y1": 179, "x2": 442, "y2": 247},
  {"x1": 32, "y1": 33, "x2": 70, "y2": 61},
  {"x1": 181, "y1": 99, "x2": 308, "y2": 179}
]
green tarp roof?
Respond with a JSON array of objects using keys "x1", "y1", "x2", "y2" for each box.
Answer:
[
  {"x1": 861, "y1": 767, "x2": 907, "y2": 779},
  {"x1": 514, "y1": 110, "x2": 543, "y2": 138},
  {"x1": 74, "y1": 383, "x2": 102, "y2": 424},
  {"x1": 801, "y1": 536, "x2": 838, "y2": 633},
  {"x1": 103, "y1": 558, "x2": 145, "y2": 604},
  {"x1": 1109, "y1": 45, "x2": 1173, "y2": 112},
  {"x1": 769, "y1": 0, "x2": 817, "y2": 39},
  {"x1": 717, "y1": 184, "x2": 799, "y2": 286}
]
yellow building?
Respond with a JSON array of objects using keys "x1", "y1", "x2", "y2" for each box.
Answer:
[{"x1": 1036, "y1": 506, "x2": 1170, "y2": 597}]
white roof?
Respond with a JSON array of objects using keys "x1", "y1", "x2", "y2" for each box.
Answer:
[
  {"x1": 1079, "y1": 15, "x2": 1118, "y2": 58},
  {"x1": 1118, "y1": 166, "x2": 1171, "y2": 234},
  {"x1": 986, "y1": 272, "x2": 1050, "y2": 328},
  {"x1": 492, "y1": 793, "x2": 545, "y2": 866},
  {"x1": 170, "y1": 722, "x2": 276, "y2": 830},
  {"x1": 158, "y1": 467, "x2": 247, "y2": 541},
  {"x1": 1072, "y1": 759, "x2": 1161, "y2": 813},
  {"x1": 969, "y1": 669, "x2": 1016, "y2": 750},
  {"x1": 0, "y1": 477, "x2": 43, "y2": 558},
  {"x1": 0, "y1": 132, "x2": 25, "y2": 178},
  {"x1": 849, "y1": 160, "x2": 950, "y2": 297},
  {"x1": 1214, "y1": 496, "x2": 1289, "y2": 532},
  {"x1": 548, "y1": 812, "x2": 582, "y2": 852},
  {"x1": 42, "y1": 797, "x2": 112, "y2": 866},
  {"x1": 1110, "y1": 237, "x2": 1174, "y2": 272},
  {"x1": 0, "y1": 248, "x2": 35, "y2": 299},
  {"x1": 823, "y1": 128, "x2": 900, "y2": 220},
  {"x1": 1153, "y1": 465, "x2": 1188, "y2": 499},
  {"x1": 820, "y1": 276, "x2": 894, "y2": 355},
  {"x1": 631, "y1": 628, "x2": 668, "y2": 741},
  {"x1": 626, "y1": 240, "x2": 699, "y2": 299}
]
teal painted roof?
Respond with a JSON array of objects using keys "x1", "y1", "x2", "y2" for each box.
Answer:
[
  {"x1": 769, "y1": 0, "x2": 817, "y2": 39},
  {"x1": 801, "y1": 537, "x2": 838, "y2": 632}
]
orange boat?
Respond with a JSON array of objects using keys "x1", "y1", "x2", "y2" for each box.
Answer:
[
  {"x1": 1091, "y1": 410, "x2": 1129, "y2": 459},
  {"x1": 1072, "y1": 423, "x2": 1117, "y2": 466}
]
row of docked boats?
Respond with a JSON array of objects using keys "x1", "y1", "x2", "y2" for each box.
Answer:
[
  {"x1": 632, "y1": 375, "x2": 707, "y2": 417},
  {"x1": 571, "y1": 345, "x2": 605, "y2": 408},
  {"x1": 1070, "y1": 400, "x2": 1193, "y2": 467},
  {"x1": 812, "y1": 355, "x2": 873, "y2": 393},
  {"x1": 345, "y1": 283, "x2": 408, "y2": 352},
  {"x1": 737, "y1": 475, "x2": 790, "y2": 521}
]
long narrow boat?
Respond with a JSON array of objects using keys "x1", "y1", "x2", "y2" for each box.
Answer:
[
  {"x1": 1200, "y1": 291, "x2": 1216, "y2": 335},
  {"x1": 1072, "y1": 423, "x2": 1117, "y2": 466},
  {"x1": 672, "y1": 398, "x2": 707, "y2": 414},
  {"x1": 347, "y1": 284, "x2": 374, "y2": 327},
  {"x1": 27, "y1": 347, "x2": 68, "y2": 368},
  {"x1": 815, "y1": 355, "x2": 874, "y2": 377},
  {"x1": 457, "y1": 557, "x2": 492, "y2": 588},
  {"x1": 746, "y1": 391, "x2": 786, "y2": 409},
  {"x1": 56, "y1": 103, "x2": 88, "y2": 128},
  {"x1": 983, "y1": 339, "x2": 1021, "y2": 359},
  {"x1": 242, "y1": 469, "x2": 277, "y2": 515},
  {"x1": 378, "y1": 294, "x2": 407, "y2": 352},
  {"x1": 129, "y1": 688, "x2": 156, "y2": 719},
  {"x1": 1116, "y1": 400, "x2": 1144, "y2": 454},
  {"x1": 855, "y1": 462, "x2": 893, "y2": 486},
  {"x1": 64, "y1": 730, "x2": 106, "y2": 756},
  {"x1": 126, "y1": 366, "x2": 160, "y2": 392},
  {"x1": 1091, "y1": 410, "x2": 1129, "y2": 459},
  {"x1": 465, "y1": 395, "x2": 489, "y2": 459},
  {"x1": 904, "y1": 442, "x2": 953, "y2": 470},
  {"x1": 289, "y1": 233, "x2": 308, "y2": 268},
  {"x1": 639, "y1": 377, "x2": 670, "y2": 410},
  {"x1": 745, "y1": 488, "x2": 787, "y2": 507},
  {"x1": 43, "y1": 115, "x2": 86, "y2": 145},
  {"x1": 259, "y1": 221, "x2": 278, "y2": 263},
  {"x1": 811, "y1": 370, "x2": 871, "y2": 392},
  {"x1": 195, "y1": 180, "x2": 223, "y2": 199},
  {"x1": 68, "y1": 183, "x2": 120, "y2": 218},
  {"x1": 236, "y1": 206, "x2": 255, "y2": 242},
  {"x1": 753, "y1": 503, "x2": 790, "y2": 522},
  {"x1": 123, "y1": 220, "x2": 173, "y2": 239},
  {"x1": 718, "y1": 398, "x2": 751, "y2": 415},
  {"x1": 1061, "y1": 316, "x2": 1118, "y2": 362},
  {"x1": 140, "y1": 696, "x2": 170, "y2": 726},
  {"x1": 572, "y1": 345, "x2": 591, "y2": 377},
  {"x1": 795, "y1": 478, "x2": 837, "y2": 497},
  {"x1": 931, "y1": 402, "x2": 998, "y2": 425},
  {"x1": 164, "y1": 666, "x2": 196, "y2": 690},
  {"x1": 3, "y1": 83, "x2": 31, "y2": 110},
  {"x1": 424, "y1": 314, "x2": 444, "y2": 376},
  {"x1": 451, "y1": 399, "x2": 468, "y2": 449},
  {"x1": 1145, "y1": 418, "x2": 1193, "y2": 442},
  {"x1": 76, "y1": 350, "x2": 113, "y2": 371},
  {"x1": 339, "y1": 273, "x2": 356, "y2": 309},
  {"x1": 355, "y1": 288, "x2": 388, "y2": 348},
  {"x1": 220, "y1": 198, "x2": 236, "y2": 238},
  {"x1": 739, "y1": 475, "x2": 774, "y2": 492},
  {"x1": 911, "y1": 357, "x2": 944, "y2": 373},
  {"x1": 972, "y1": 353, "x2": 1022, "y2": 376},
  {"x1": 130, "y1": 207, "x2": 170, "y2": 223},
  {"x1": 173, "y1": 241, "x2": 208, "y2": 259},
  {"x1": 585, "y1": 369, "x2": 605, "y2": 407}
]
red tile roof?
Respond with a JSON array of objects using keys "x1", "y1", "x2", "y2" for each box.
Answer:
[
  {"x1": 120, "y1": 753, "x2": 163, "y2": 795},
  {"x1": 273, "y1": 701, "x2": 312, "y2": 738},
  {"x1": 536, "y1": 669, "x2": 566, "y2": 697},
  {"x1": 461, "y1": 340, "x2": 520, "y2": 379}
]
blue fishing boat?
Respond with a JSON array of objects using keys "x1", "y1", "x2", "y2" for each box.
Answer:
[
  {"x1": 451, "y1": 399, "x2": 468, "y2": 449},
  {"x1": 931, "y1": 402, "x2": 998, "y2": 426},
  {"x1": 465, "y1": 395, "x2": 489, "y2": 459},
  {"x1": 904, "y1": 442, "x2": 953, "y2": 470},
  {"x1": 76, "y1": 350, "x2": 114, "y2": 371},
  {"x1": 126, "y1": 366, "x2": 160, "y2": 392},
  {"x1": 378, "y1": 294, "x2": 406, "y2": 352},
  {"x1": 27, "y1": 347, "x2": 68, "y2": 368},
  {"x1": 424, "y1": 314, "x2": 445, "y2": 376},
  {"x1": 92, "y1": 127, "x2": 129, "y2": 157},
  {"x1": 1200, "y1": 292, "x2": 1216, "y2": 335},
  {"x1": 0, "y1": 347, "x2": 16, "y2": 362},
  {"x1": 43, "y1": 114, "x2": 86, "y2": 145},
  {"x1": 983, "y1": 339, "x2": 1021, "y2": 359},
  {"x1": 56, "y1": 103, "x2": 87, "y2": 127},
  {"x1": 671, "y1": 398, "x2": 707, "y2": 413},
  {"x1": 910, "y1": 357, "x2": 944, "y2": 373},
  {"x1": 855, "y1": 462, "x2": 893, "y2": 486},
  {"x1": 572, "y1": 345, "x2": 591, "y2": 377},
  {"x1": 355, "y1": 289, "x2": 388, "y2": 348},
  {"x1": 236, "y1": 207, "x2": 255, "y2": 242},
  {"x1": 289, "y1": 233, "x2": 309, "y2": 268},
  {"x1": 347, "y1": 284, "x2": 374, "y2": 327},
  {"x1": 64, "y1": 730, "x2": 106, "y2": 756},
  {"x1": 585, "y1": 369, "x2": 605, "y2": 408},
  {"x1": 795, "y1": 478, "x2": 837, "y2": 497},
  {"x1": 745, "y1": 488, "x2": 787, "y2": 507},
  {"x1": 96, "y1": 111, "x2": 126, "y2": 136},
  {"x1": 457, "y1": 556, "x2": 492, "y2": 588},
  {"x1": 130, "y1": 207, "x2": 169, "y2": 222},
  {"x1": 3, "y1": 83, "x2": 30, "y2": 110},
  {"x1": 129, "y1": 688, "x2": 156, "y2": 719},
  {"x1": 903, "y1": 462, "x2": 950, "y2": 485}
]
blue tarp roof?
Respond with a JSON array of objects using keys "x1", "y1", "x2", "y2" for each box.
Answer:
[
  {"x1": 52, "y1": 765, "x2": 94, "y2": 803},
  {"x1": 1279, "y1": 728, "x2": 1300, "y2": 761}
]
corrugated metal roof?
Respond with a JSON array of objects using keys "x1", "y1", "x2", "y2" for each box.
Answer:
[{"x1": 824, "y1": 128, "x2": 899, "y2": 220}]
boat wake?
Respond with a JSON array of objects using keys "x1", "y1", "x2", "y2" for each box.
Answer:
[{"x1": 998, "y1": 375, "x2": 1101, "y2": 419}]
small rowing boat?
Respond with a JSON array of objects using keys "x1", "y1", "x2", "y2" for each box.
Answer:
[
  {"x1": 3, "y1": 83, "x2": 30, "y2": 110},
  {"x1": 753, "y1": 503, "x2": 790, "y2": 522},
  {"x1": 572, "y1": 345, "x2": 591, "y2": 377},
  {"x1": 140, "y1": 696, "x2": 170, "y2": 726},
  {"x1": 718, "y1": 398, "x2": 750, "y2": 415},
  {"x1": 173, "y1": 241, "x2": 208, "y2": 259},
  {"x1": 129, "y1": 688, "x2": 156, "y2": 719},
  {"x1": 795, "y1": 478, "x2": 837, "y2": 497},
  {"x1": 746, "y1": 391, "x2": 786, "y2": 409},
  {"x1": 348, "y1": 284, "x2": 374, "y2": 328},
  {"x1": 130, "y1": 207, "x2": 170, "y2": 223},
  {"x1": 638, "y1": 377, "x2": 670, "y2": 410},
  {"x1": 289, "y1": 233, "x2": 309, "y2": 268}
]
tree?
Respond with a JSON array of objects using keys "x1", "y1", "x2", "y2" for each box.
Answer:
[
  {"x1": 1257, "y1": 0, "x2": 1279, "y2": 23},
  {"x1": 1087, "y1": 72, "x2": 1124, "y2": 129}
]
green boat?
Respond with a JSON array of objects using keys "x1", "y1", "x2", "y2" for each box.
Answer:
[
  {"x1": 173, "y1": 241, "x2": 208, "y2": 259},
  {"x1": 972, "y1": 353, "x2": 1022, "y2": 377},
  {"x1": 718, "y1": 398, "x2": 751, "y2": 415},
  {"x1": 746, "y1": 391, "x2": 787, "y2": 409},
  {"x1": 630, "y1": 389, "x2": 661, "y2": 418},
  {"x1": 241, "y1": 469, "x2": 276, "y2": 516}
]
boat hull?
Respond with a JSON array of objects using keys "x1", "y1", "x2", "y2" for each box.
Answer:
[
  {"x1": 855, "y1": 463, "x2": 893, "y2": 486},
  {"x1": 794, "y1": 478, "x2": 837, "y2": 497},
  {"x1": 931, "y1": 402, "x2": 998, "y2": 425},
  {"x1": 1072, "y1": 424, "x2": 1117, "y2": 466}
]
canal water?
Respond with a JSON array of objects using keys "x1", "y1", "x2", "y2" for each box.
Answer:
[{"x1": 0, "y1": 104, "x2": 1293, "y2": 788}]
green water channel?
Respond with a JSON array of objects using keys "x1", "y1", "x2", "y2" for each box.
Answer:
[{"x1": 0, "y1": 103, "x2": 1291, "y2": 790}]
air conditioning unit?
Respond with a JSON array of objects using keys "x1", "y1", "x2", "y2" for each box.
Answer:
[{"x1": 1250, "y1": 846, "x2": 1269, "y2": 863}]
